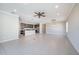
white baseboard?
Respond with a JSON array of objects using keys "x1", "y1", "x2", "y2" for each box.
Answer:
[
  {"x1": 0, "y1": 38, "x2": 19, "y2": 43},
  {"x1": 67, "y1": 35, "x2": 79, "y2": 54}
]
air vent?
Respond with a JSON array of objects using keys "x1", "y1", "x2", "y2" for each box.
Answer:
[
  {"x1": 52, "y1": 19, "x2": 56, "y2": 22},
  {"x1": 51, "y1": 19, "x2": 56, "y2": 25}
]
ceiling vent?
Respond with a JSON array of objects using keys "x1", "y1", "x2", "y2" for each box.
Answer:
[
  {"x1": 51, "y1": 19, "x2": 56, "y2": 25},
  {"x1": 52, "y1": 19, "x2": 56, "y2": 22}
]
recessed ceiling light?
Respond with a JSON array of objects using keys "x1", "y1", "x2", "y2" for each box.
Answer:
[
  {"x1": 55, "y1": 5, "x2": 59, "y2": 8},
  {"x1": 11, "y1": 9, "x2": 17, "y2": 14},
  {"x1": 13, "y1": 9, "x2": 17, "y2": 12}
]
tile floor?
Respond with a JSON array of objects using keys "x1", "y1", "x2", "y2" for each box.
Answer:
[{"x1": 0, "y1": 34, "x2": 78, "y2": 55}]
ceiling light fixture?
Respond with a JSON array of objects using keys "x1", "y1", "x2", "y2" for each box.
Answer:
[
  {"x1": 11, "y1": 9, "x2": 17, "y2": 14},
  {"x1": 34, "y1": 11, "x2": 46, "y2": 18},
  {"x1": 55, "y1": 5, "x2": 59, "y2": 8},
  {"x1": 13, "y1": 9, "x2": 17, "y2": 12}
]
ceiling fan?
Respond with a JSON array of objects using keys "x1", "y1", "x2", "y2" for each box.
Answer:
[{"x1": 34, "y1": 11, "x2": 46, "y2": 18}]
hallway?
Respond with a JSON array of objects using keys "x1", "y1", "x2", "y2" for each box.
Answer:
[{"x1": 0, "y1": 34, "x2": 78, "y2": 55}]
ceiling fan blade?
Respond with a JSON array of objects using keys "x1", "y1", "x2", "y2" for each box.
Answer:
[
  {"x1": 34, "y1": 12, "x2": 38, "y2": 14},
  {"x1": 38, "y1": 15, "x2": 41, "y2": 18},
  {"x1": 41, "y1": 12, "x2": 45, "y2": 14},
  {"x1": 34, "y1": 11, "x2": 46, "y2": 18},
  {"x1": 33, "y1": 15, "x2": 37, "y2": 17},
  {"x1": 41, "y1": 15, "x2": 46, "y2": 17}
]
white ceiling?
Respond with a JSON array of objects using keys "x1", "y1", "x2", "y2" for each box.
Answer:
[{"x1": 0, "y1": 3, "x2": 75, "y2": 24}]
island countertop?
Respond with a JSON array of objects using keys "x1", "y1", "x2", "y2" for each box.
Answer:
[{"x1": 24, "y1": 28, "x2": 35, "y2": 36}]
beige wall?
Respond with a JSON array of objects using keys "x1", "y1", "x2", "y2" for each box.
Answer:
[
  {"x1": 46, "y1": 22, "x2": 66, "y2": 35},
  {"x1": 67, "y1": 4, "x2": 79, "y2": 53},
  {"x1": 0, "y1": 10, "x2": 19, "y2": 43},
  {"x1": 42, "y1": 24, "x2": 46, "y2": 33}
]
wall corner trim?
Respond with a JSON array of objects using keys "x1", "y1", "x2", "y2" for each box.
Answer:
[{"x1": 0, "y1": 10, "x2": 19, "y2": 17}]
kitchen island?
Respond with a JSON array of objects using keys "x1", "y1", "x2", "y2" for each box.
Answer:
[{"x1": 24, "y1": 28, "x2": 35, "y2": 36}]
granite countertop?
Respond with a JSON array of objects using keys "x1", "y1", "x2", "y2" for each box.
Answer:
[{"x1": 24, "y1": 28, "x2": 35, "y2": 31}]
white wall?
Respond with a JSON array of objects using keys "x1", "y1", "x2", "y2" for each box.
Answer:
[
  {"x1": 0, "y1": 10, "x2": 19, "y2": 43},
  {"x1": 67, "y1": 4, "x2": 79, "y2": 53},
  {"x1": 46, "y1": 22, "x2": 66, "y2": 35}
]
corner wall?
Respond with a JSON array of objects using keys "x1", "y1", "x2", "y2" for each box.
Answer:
[{"x1": 67, "y1": 4, "x2": 79, "y2": 53}]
